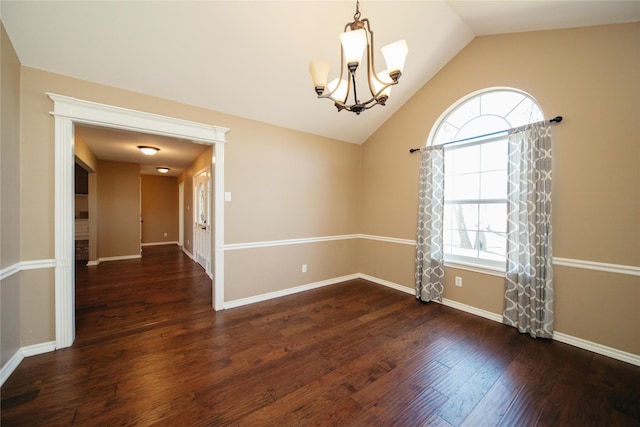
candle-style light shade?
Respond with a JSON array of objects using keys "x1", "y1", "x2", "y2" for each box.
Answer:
[
  {"x1": 339, "y1": 28, "x2": 367, "y2": 71},
  {"x1": 381, "y1": 40, "x2": 408, "y2": 80},
  {"x1": 372, "y1": 70, "x2": 393, "y2": 101},
  {"x1": 327, "y1": 78, "x2": 349, "y2": 103},
  {"x1": 309, "y1": 61, "x2": 331, "y2": 92}
]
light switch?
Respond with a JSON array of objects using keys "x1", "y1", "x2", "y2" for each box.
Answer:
[{"x1": 225, "y1": 192, "x2": 232, "y2": 202}]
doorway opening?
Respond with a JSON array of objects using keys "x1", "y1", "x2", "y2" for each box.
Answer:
[{"x1": 50, "y1": 93, "x2": 228, "y2": 349}]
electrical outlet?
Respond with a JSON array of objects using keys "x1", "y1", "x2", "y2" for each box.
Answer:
[
  {"x1": 455, "y1": 276, "x2": 462, "y2": 287},
  {"x1": 164, "y1": 232, "x2": 168, "y2": 237},
  {"x1": 302, "y1": 264, "x2": 307, "y2": 273}
]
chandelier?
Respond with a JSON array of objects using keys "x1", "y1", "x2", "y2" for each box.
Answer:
[{"x1": 309, "y1": 0, "x2": 408, "y2": 115}]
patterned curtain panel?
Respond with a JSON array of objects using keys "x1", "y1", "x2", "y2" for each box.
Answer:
[
  {"x1": 503, "y1": 121, "x2": 554, "y2": 338},
  {"x1": 415, "y1": 147, "x2": 445, "y2": 302}
]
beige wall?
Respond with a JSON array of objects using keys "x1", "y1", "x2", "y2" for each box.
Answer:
[
  {"x1": 223, "y1": 123, "x2": 361, "y2": 301},
  {"x1": 1, "y1": 21, "x2": 22, "y2": 366},
  {"x1": 97, "y1": 160, "x2": 141, "y2": 258},
  {"x1": 141, "y1": 175, "x2": 178, "y2": 244},
  {"x1": 20, "y1": 268, "x2": 55, "y2": 346},
  {"x1": 360, "y1": 23, "x2": 640, "y2": 355},
  {"x1": 74, "y1": 133, "x2": 98, "y2": 172},
  {"x1": 1, "y1": 21, "x2": 20, "y2": 268},
  {"x1": 225, "y1": 240, "x2": 359, "y2": 301}
]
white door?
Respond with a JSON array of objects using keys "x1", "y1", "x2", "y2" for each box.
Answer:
[{"x1": 193, "y1": 168, "x2": 211, "y2": 275}]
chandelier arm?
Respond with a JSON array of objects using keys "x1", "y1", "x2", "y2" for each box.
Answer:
[{"x1": 363, "y1": 19, "x2": 380, "y2": 99}]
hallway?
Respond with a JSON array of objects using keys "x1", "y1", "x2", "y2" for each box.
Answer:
[{"x1": 75, "y1": 245, "x2": 212, "y2": 344}]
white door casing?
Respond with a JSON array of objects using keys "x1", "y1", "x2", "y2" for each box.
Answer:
[
  {"x1": 178, "y1": 181, "x2": 184, "y2": 247},
  {"x1": 49, "y1": 93, "x2": 228, "y2": 349}
]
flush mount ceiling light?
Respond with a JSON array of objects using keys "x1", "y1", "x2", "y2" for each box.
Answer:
[
  {"x1": 156, "y1": 167, "x2": 170, "y2": 174},
  {"x1": 138, "y1": 146, "x2": 159, "y2": 155},
  {"x1": 309, "y1": 0, "x2": 408, "y2": 115}
]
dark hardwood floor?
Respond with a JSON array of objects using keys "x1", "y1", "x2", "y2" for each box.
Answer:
[{"x1": 2, "y1": 245, "x2": 639, "y2": 426}]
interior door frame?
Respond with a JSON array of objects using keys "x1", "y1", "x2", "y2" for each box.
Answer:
[
  {"x1": 49, "y1": 93, "x2": 229, "y2": 349},
  {"x1": 193, "y1": 165, "x2": 212, "y2": 276},
  {"x1": 178, "y1": 181, "x2": 184, "y2": 248}
]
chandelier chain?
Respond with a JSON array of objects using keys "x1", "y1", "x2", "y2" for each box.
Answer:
[{"x1": 354, "y1": 0, "x2": 361, "y2": 21}]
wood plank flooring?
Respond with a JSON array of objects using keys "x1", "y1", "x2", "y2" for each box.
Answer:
[{"x1": 2, "y1": 245, "x2": 639, "y2": 426}]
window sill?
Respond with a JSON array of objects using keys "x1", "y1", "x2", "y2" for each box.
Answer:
[{"x1": 443, "y1": 260, "x2": 505, "y2": 277}]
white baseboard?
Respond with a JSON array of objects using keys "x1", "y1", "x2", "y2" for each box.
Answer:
[
  {"x1": 224, "y1": 274, "x2": 360, "y2": 309},
  {"x1": 552, "y1": 332, "x2": 640, "y2": 367},
  {"x1": 441, "y1": 298, "x2": 504, "y2": 323},
  {"x1": 98, "y1": 254, "x2": 142, "y2": 263},
  {"x1": 0, "y1": 350, "x2": 23, "y2": 387},
  {"x1": 360, "y1": 274, "x2": 639, "y2": 367},
  {"x1": 141, "y1": 241, "x2": 179, "y2": 247},
  {"x1": 182, "y1": 247, "x2": 194, "y2": 259},
  {"x1": 0, "y1": 341, "x2": 56, "y2": 387},
  {"x1": 359, "y1": 274, "x2": 502, "y2": 322}
]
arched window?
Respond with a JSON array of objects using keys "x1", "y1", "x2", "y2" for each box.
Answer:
[{"x1": 428, "y1": 88, "x2": 543, "y2": 270}]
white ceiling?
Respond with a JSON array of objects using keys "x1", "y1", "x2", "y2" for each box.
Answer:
[
  {"x1": 2, "y1": 1, "x2": 638, "y2": 173},
  {"x1": 75, "y1": 125, "x2": 210, "y2": 177}
]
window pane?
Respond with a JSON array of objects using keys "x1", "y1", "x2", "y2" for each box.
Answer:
[
  {"x1": 481, "y1": 139, "x2": 507, "y2": 171},
  {"x1": 434, "y1": 121, "x2": 459, "y2": 145},
  {"x1": 478, "y1": 233, "x2": 506, "y2": 262},
  {"x1": 451, "y1": 230, "x2": 478, "y2": 258},
  {"x1": 446, "y1": 97, "x2": 480, "y2": 129},
  {"x1": 479, "y1": 203, "x2": 507, "y2": 233},
  {"x1": 457, "y1": 115, "x2": 507, "y2": 140},
  {"x1": 451, "y1": 145, "x2": 480, "y2": 174},
  {"x1": 506, "y1": 97, "x2": 544, "y2": 128},
  {"x1": 458, "y1": 204, "x2": 479, "y2": 231},
  {"x1": 480, "y1": 91, "x2": 525, "y2": 117},
  {"x1": 480, "y1": 170, "x2": 507, "y2": 199},
  {"x1": 451, "y1": 173, "x2": 480, "y2": 200},
  {"x1": 443, "y1": 204, "x2": 453, "y2": 229}
]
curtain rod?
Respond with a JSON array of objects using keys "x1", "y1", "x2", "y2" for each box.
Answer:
[{"x1": 409, "y1": 116, "x2": 563, "y2": 153}]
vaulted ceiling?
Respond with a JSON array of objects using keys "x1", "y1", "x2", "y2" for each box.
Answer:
[{"x1": 2, "y1": 1, "x2": 638, "y2": 151}]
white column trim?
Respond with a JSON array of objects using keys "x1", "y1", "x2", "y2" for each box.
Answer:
[
  {"x1": 48, "y1": 93, "x2": 229, "y2": 349},
  {"x1": 214, "y1": 143, "x2": 225, "y2": 310},
  {"x1": 54, "y1": 115, "x2": 76, "y2": 348}
]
